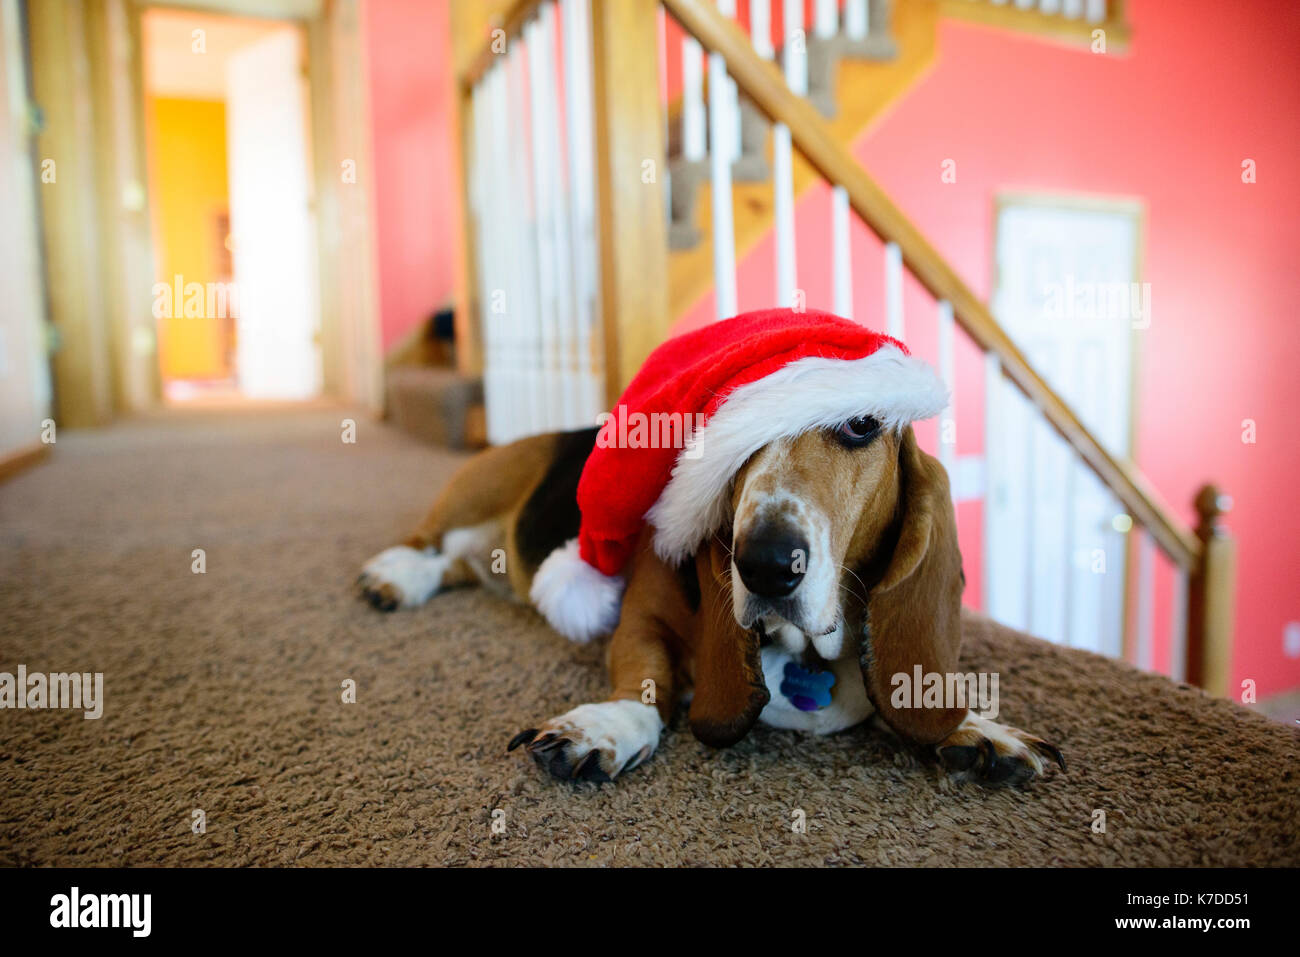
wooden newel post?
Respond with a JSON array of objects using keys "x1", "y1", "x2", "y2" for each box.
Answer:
[
  {"x1": 1185, "y1": 484, "x2": 1235, "y2": 697},
  {"x1": 590, "y1": 0, "x2": 671, "y2": 408}
]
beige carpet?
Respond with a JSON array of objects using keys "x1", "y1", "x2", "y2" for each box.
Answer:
[{"x1": 1, "y1": 408, "x2": 1296, "y2": 867}]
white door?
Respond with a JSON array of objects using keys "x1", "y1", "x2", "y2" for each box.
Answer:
[
  {"x1": 985, "y1": 200, "x2": 1142, "y2": 656},
  {"x1": 225, "y1": 27, "x2": 320, "y2": 399}
]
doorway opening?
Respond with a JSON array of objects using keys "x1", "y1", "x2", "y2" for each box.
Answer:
[
  {"x1": 142, "y1": 7, "x2": 321, "y2": 404},
  {"x1": 984, "y1": 194, "x2": 1145, "y2": 658}
]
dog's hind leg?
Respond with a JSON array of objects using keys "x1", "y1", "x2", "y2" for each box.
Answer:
[{"x1": 358, "y1": 434, "x2": 558, "y2": 611}]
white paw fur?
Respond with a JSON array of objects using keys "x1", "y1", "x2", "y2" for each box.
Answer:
[
  {"x1": 358, "y1": 545, "x2": 449, "y2": 609},
  {"x1": 515, "y1": 700, "x2": 662, "y2": 781}
]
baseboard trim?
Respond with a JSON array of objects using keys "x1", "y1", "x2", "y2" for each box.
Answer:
[{"x1": 0, "y1": 441, "x2": 52, "y2": 485}]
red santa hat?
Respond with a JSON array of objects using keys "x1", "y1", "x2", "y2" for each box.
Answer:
[{"x1": 529, "y1": 308, "x2": 948, "y2": 642}]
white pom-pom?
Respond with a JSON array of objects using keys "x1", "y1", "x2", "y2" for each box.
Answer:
[{"x1": 529, "y1": 538, "x2": 624, "y2": 643}]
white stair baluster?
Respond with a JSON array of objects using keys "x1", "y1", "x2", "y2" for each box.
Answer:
[
  {"x1": 831, "y1": 186, "x2": 852, "y2": 317},
  {"x1": 561, "y1": 0, "x2": 602, "y2": 423},
  {"x1": 709, "y1": 0, "x2": 739, "y2": 320},
  {"x1": 814, "y1": 0, "x2": 838, "y2": 38},
  {"x1": 884, "y1": 241, "x2": 904, "y2": 338},
  {"x1": 722, "y1": 0, "x2": 743, "y2": 162},
  {"x1": 543, "y1": 4, "x2": 573, "y2": 428},
  {"x1": 1061, "y1": 442, "x2": 1076, "y2": 647},
  {"x1": 784, "y1": 0, "x2": 809, "y2": 97},
  {"x1": 486, "y1": 65, "x2": 513, "y2": 441},
  {"x1": 526, "y1": 16, "x2": 560, "y2": 431},
  {"x1": 507, "y1": 42, "x2": 544, "y2": 436},
  {"x1": 774, "y1": 0, "x2": 805, "y2": 310},
  {"x1": 658, "y1": 6, "x2": 671, "y2": 233},
  {"x1": 540, "y1": 3, "x2": 579, "y2": 427},
  {"x1": 1085, "y1": 0, "x2": 1107, "y2": 23},
  {"x1": 470, "y1": 80, "x2": 497, "y2": 444},
  {"x1": 750, "y1": 0, "x2": 774, "y2": 60},
  {"x1": 1135, "y1": 529, "x2": 1156, "y2": 670},
  {"x1": 488, "y1": 72, "x2": 509, "y2": 443},
  {"x1": 1169, "y1": 566, "x2": 1189, "y2": 682},
  {"x1": 681, "y1": 36, "x2": 706, "y2": 162},
  {"x1": 773, "y1": 126, "x2": 796, "y2": 309},
  {"x1": 937, "y1": 299, "x2": 956, "y2": 485},
  {"x1": 728, "y1": 79, "x2": 742, "y2": 164},
  {"x1": 982, "y1": 352, "x2": 1002, "y2": 612},
  {"x1": 1062, "y1": 0, "x2": 1084, "y2": 19},
  {"x1": 845, "y1": 0, "x2": 868, "y2": 40},
  {"x1": 1024, "y1": 410, "x2": 1037, "y2": 630}
]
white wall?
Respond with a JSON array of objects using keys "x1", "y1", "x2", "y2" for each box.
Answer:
[{"x1": 0, "y1": 0, "x2": 51, "y2": 456}]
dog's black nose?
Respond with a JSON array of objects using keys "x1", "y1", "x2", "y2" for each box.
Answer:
[{"x1": 735, "y1": 528, "x2": 808, "y2": 598}]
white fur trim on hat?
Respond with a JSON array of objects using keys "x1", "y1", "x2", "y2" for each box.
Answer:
[
  {"x1": 529, "y1": 537, "x2": 625, "y2": 643},
  {"x1": 646, "y1": 346, "x2": 947, "y2": 565}
]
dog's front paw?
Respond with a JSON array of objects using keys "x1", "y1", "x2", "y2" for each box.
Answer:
[
  {"x1": 936, "y1": 712, "x2": 1065, "y2": 787},
  {"x1": 508, "y1": 700, "x2": 662, "y2": 782},
  {"x1": 356, "y1": 546, "x2": 447, "y2": 611}
]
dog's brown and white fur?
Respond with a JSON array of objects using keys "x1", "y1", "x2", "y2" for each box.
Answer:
[{"x1": 357, "y1": 424, "x2": 1064, "y2": 786}]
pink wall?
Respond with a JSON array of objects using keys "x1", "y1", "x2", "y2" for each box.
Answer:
[
  {"x1": 363, "y1": 0, "x2": 458, "y2": 352},
  {"x1": 678, "y1": 1, "x2": 1300, "y2": 696}
]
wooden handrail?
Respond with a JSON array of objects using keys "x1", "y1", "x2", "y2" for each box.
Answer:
[
  {"x1": 661, "y1": 0, "x2": 1201, "y2": 572},
  {"x1": 459, "y1": 0, "x2": 550, "y2": 93}
]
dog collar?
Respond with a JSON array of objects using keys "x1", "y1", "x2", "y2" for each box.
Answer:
[{"x1": 780, "y1": 660, "x2": 835, "y2": 712}]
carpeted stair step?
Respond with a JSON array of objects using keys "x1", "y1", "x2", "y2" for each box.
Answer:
[{"x1": 386, "y1": 366, "x2": 485, "y2": 451}]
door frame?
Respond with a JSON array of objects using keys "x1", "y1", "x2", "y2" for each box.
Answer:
[
  {"x1": 27, "y1": 0, "x2": 383, "y2": 421},
  {"x1": 988, "y1": 188, "x2": 1147, "y2": 660},
  {"x1": 131, "y1": 0, "x2": 383, "y2": 412}
]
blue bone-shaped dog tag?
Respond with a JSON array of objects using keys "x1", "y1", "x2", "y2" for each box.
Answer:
[{"x1": 780, "y1": 661, "x2": 835, "y2": 712}]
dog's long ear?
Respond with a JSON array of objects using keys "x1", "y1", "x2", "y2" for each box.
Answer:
[
  {"x1": 688, "y1": 539, "x2": 770, "y2": 748},
  {"x1": 860, "y1": 427, "x2": 966, "y2": 744}
]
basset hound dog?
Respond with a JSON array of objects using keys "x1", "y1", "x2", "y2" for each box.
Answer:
[{"x1": 357, "y1": 310, "x2": 1065, "y2": 787}]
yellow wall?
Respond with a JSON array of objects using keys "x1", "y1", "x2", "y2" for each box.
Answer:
[{"x1": 147, "y1": 96, "x2": 231, "y2": 381}]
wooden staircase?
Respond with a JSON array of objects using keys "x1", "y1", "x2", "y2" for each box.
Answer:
[
  {"x1": 448, "y1": 0, "x2": 1235, "y2": 696},
  {"x1": 666, "y1": 0, "x2": 940, "y2": 319}
]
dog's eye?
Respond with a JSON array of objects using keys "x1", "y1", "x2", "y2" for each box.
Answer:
[{"x1": 834, "y1": 416, "x2": 881, "y2": 448}]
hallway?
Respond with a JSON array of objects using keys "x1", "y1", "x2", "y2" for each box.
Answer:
[{"x1": 0, "y1": 411, "x2": 1296, "y2": 866}]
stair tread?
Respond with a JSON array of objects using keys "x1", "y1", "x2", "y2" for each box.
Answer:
[
  {"x1": 387, "y1": 365, "x2": 482, "y2": 390},
  {"x1": 385, "y1": 365, "x2": 483, "y2": 451}
]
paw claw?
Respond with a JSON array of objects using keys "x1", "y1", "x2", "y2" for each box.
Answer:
[
  {"x1": 507, "y1": 729, "x2": 539, "y2": 752},
  {"x1": 619, "y1": 744, "x2": 652, "y2": 776},
  {"x1": 1032, "y1": 740, "x2": 1067, "y2": 773}
]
